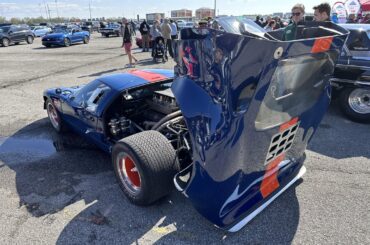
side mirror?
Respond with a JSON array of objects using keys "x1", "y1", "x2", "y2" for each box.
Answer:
[
  {"x1": 8, "y1": 31, "x2": 13, "y2": 34},
  {"x1": 72, "y1": 29, "x2": 76, "y2": 34}
]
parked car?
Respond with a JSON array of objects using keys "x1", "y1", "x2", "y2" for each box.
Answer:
[
  {"x1": 100, "y1": 23, "x2": 121, "y2": 37},
  {"x1": 0, "y1": 24, "x2": 34, "y2": 47},
  {"x1": 331, "y1": 24, "x2": 370, "y2": 123},
  {"x1": 32, "y1": 26, "x2": 52, "y2": 37},
  {"x1": 185, "y1": 21, "x2": 195, "y2": 28},
  {"x1": 43, "y1": 17, "x2": 347, "y2": 232},
  {"x1": 176, "y1": 20, "x2": 186, "y2": 29},
  {"x1": 42, "y1": 27, "x2": 90, "y2": 47}
]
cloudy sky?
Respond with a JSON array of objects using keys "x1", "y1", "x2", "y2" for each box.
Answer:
[{"x1": 0, "y1": 0, "x2": 338, "y2": 19}]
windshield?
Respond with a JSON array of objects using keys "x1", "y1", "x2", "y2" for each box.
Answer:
[
  {"x1": 216, "y1": 16, "x2": 266, "y2": 36},
  {"x1": 53, "y1": 28, "x2": 71, "y2": 34},
  {"x1": 0, "y1": 26, "x2": 10, "y2": 33}
]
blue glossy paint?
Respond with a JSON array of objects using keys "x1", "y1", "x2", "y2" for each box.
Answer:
[
  {"x1": 43, "y1": 69, "x2": 174, "y2": 154},
  {"x1": 171, "y1": 18, "x2": 348, "y2": 230},
  {"x1": 42, "y1": 29, "x2": 89, "y2": 46}
]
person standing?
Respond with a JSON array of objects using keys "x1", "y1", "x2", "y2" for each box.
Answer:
[
  {"x1": 264, "y1": 20, "x2": 276, "y2": 32},
  {"x1": 139, "y1": 19, "x2": 150, "y2": 52},
  {"x1": 283, "y1": 4, "x2": 305, "y2": 41},
  {"x1": 161, "y1": 18, "x2": 172, "y2": 59},
  {"x1": 313, "y1": 3, "x2": 331, "y2": 21},
  {"x1": 121, "y1": 18, "x2": 137, "y2": 68},
  {"x1": 170, "y1": 19, "x2": 178, "y2": 39},
  {"x1": 150, "y1": 20, "x2": 162, "y2": 58},
  {"x1": 130, "y1": 20, "x2": 136, "y2": 36}
]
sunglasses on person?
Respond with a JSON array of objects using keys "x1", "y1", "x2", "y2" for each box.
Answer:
[{"x1": 291, "y1": 12, "x2": 302, "y2": 16}]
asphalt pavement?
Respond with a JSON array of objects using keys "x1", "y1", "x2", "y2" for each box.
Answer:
[{"x1": 0, "y1": 33, "x2": 369, "y2": 244}]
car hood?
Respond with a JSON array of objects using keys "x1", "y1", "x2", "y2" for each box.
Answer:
[{"x1": 43, "y1": 33, "x2": 66, "y2": 39}]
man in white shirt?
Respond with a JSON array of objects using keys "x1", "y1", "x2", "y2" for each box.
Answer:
[{"x1": 169, "y1": 19, "x2": 178, "y2": 59}]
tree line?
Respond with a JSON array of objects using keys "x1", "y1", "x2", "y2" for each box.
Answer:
[{"x1": 0, "y1": 16, "x2": 123, "y2": 25}]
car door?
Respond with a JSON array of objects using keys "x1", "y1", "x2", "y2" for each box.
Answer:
[
  {"x1": 75, "y1": 29, "x2": 84, "y2": 42},
  {"x1": 62, "y1": 81, "x2": 111, "y2": 145}
]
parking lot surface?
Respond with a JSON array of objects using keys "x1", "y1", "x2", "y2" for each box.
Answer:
[{"x1": 0, "y1": 33, "x2": 369, "y2": 244}]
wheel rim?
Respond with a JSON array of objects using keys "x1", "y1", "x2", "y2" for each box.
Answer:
[
  {"x1": 84, "y1": 37, "x2": 89, "y2": 43},
  {"x1": 348, "y1": 88, "x2": 370, "y2": 114},
  {"x1": 27, "y1": 36, "x2": 33, "y2": 43},
  {"x1": 65, "y1": 39, "x2": 70, "y2": 46},
  {"x1": 3, "y1": 39, "x2": 9, "y2": 46},
  {"x1": 47, "y1": 102, "x2": 60, "y2": 130},
  {"x1": 116, "y1": 153, "x2": 141, "y2": 195}
]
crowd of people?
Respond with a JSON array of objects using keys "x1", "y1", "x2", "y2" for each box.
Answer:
[
  {"x1": 121, "y1": 2, "x2": 369, "y2": 68},
  {"x1": 120, "y1": 17, "x2": 179, "y2": 68}
]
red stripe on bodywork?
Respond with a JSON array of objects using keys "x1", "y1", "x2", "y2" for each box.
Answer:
[
  {"x1": 311, "y1": 37, "x2": 333, "y2": 53},
  {"x1": 260, "y1": 153, "x2": 285, "y2": 198},
  {"x1": 128, "y1": 70, "x2": 168, "y2": 83},
  {"x1": 280, "y1": 117, "x2": 299, "y2": 132}
]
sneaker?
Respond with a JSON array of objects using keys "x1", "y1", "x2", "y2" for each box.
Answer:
[{"x1": 125, "y1": 64, "x2": 135, "y2": 68}]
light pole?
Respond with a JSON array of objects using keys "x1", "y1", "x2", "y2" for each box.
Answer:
[
  {"x1": 89, "y1": 0, "x2": 92, "y2": 20},
  {"x1": 214, "y1": 0, "x2": 216, "y2": 17},
  {"x1": 55, "y1": 0, "x2": 60, "y2": 19}
]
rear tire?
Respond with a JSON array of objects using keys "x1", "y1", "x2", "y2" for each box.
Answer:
[
  {"x1": 339, "y1": 87, "x2": 370, "y2": 123},
  {"x1": 112, "y1": 130, "x2": 180, "y2": 206},
  {"x1": 105, "y1": 34, "x2": 109, "y2": 38},
  {"x1": 64, "y1": 38, "x2": 71, "y2": 47},
  {"x1": 1, "y1": 38, "x2": 10, "y2": 47},
  {"x1": 26, "y1": 35, "x2": 34, "y2": 44},
  {"x1": 83, "y1": 36, "x2": 90, "y2": 44}
]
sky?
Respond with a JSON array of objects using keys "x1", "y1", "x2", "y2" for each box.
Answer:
[{"x1": 0, "y1": 0, "x2": 338, "y2": 19}]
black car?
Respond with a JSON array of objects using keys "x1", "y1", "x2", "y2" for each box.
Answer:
[
  {"x1": 331, "y1": 24, "x2": 370, "y2": 123},
  {"x1": 0, "y1": 25, "x2": 35, "y2": 47},
  {"x1": 100, "y1": 23, "x2": 121, "y2": 37}
]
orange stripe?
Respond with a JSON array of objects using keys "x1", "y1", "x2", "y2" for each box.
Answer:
[
  {"x1": 260, "y1": 153, "x2": 285, "y2": 198},
  {"x1": 311, "y1": 37, "x2": 333, "y2": 53},
  {"x1": 280, "y1": 117, "x2": 299, "y2": 132},
  {"x1": 129, "y1": 70, "x2": 168, "y2": 83}
]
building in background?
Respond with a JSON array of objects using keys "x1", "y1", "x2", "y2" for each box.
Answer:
[
  {"x1": 146, "y1": 13, "x2": 165, "y2": 25},
  {"x1": 171, "y1": 9, "x2": 193, "y2": 21},
  {"x1": 171, "y1": 9, "x2": 192, "y2": 18},
  {"x1": 195, "y1": 7, "x2": 215, "y2": 19}
]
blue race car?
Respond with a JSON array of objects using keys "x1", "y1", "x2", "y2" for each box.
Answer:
[
  {"x1": 43, "y1": 17, "x2": 348, "y2": 232},
  {"x1": 42, "y1": 26, "x2": 90, "y2": 47}
]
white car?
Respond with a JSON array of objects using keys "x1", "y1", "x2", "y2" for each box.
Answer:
[
  {"x1": 176, "y1": 20, "x2": 186, "y2": 29},
  {"x1": 32, "y1": 26, "x2": 52, "y2": 37}
]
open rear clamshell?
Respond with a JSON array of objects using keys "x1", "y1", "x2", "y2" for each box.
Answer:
[{"x1": 171, "y1": 17, "x2": 348, "y2": 231}]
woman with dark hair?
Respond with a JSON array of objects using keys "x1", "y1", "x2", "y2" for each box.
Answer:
[{"x1": 121, "y1": 17, "x2": 138, "y2": 68}]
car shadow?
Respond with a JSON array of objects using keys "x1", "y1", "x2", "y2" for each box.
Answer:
[
  {"x1": 0, "y1": 118, "x2": 109, "y2": 218},
  {"x1": 307, "y1": 99, "x2": 370, "y2": 159},
  {"x1": 55, "y1": 179, "x2": 302, "y2": 244},
  {"x1": 0, "y1": 118, "x2": 301, "y2": 243}
]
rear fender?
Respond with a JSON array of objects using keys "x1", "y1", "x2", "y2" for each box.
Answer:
[{"x1": 171, "y1": 23, "x2": 347, "y2": 230}]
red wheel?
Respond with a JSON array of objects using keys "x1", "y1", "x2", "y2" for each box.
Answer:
[
  {"x1": 112, "y1": 130, "x2": 179, "y2": 205},
  {"x1": 116, "y1": 153, "x2": 141, "y2": 195}
]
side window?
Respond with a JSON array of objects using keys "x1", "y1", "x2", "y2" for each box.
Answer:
[
  {"x1": 73, "y1": 80, "x2": 111, "y2": 113},
  {"x1": 347, "y1": 30, "x2": 370, "y2": 51}
]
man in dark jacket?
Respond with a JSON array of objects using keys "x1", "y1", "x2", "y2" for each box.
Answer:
[
  {"x1": 283, "y1": 4, "x2": 305, "y2": 41},
  {"x1": 313, "y1": 3, "x2": 331, "y2": 21},
  {"x1": 139, "y1": 19, "x2": 150, "y2": 52}
]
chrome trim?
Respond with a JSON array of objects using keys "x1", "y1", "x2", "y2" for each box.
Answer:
[
  {"x1": 336, "y1": 64, "x2": 370, "y2": 71},
  {"x1": 228, "y1": 166, "x2": 306, "y2": 232},
  {"x1": 330, "y1": 78, "x2": 370, "y2": 86}
]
